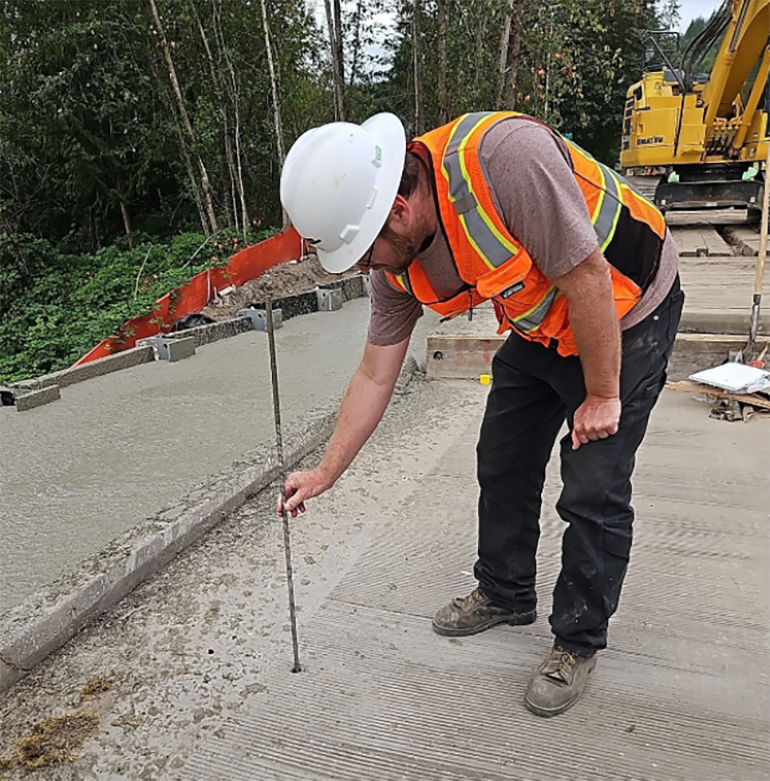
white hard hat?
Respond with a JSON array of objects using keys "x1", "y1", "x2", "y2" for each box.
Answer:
[{"x1": 280, "y1": 113, "x2": 406, "y2": 273}]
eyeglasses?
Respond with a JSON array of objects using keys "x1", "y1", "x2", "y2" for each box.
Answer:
[{"x1": 357, "y1": 242, "x2": 376, "y2": 269}]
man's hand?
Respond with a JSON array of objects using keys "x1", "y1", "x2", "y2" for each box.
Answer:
[
  {"x1": 276, "y1": 468, "x2": 332, "y2": 517},
  {"x1": 572, "y1": 394, "x2": 621, "y2": 450}
]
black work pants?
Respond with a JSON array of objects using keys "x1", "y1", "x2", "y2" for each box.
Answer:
[{"x1": 474, "y1": 279, "x2": 684, "y2": 655}]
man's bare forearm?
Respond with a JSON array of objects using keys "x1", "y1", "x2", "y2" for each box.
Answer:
[{"x1": 556, "y1": 247, "x2": 620, "y2": 398}]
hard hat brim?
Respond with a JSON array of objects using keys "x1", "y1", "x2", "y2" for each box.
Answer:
[{"x1": 315, "y1": 113, "x2": 407, "y2": 274}]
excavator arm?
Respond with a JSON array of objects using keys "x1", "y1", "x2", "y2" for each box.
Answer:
[{"x1": 620, "y1": 0, "x2": 769, "y2": 212}]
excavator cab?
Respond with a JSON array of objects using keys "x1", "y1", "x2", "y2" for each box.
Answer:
[{"x1": 620, "y1": 0, "x2": 769, "y2": 217}]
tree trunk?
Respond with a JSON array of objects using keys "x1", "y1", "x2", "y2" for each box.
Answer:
[
  {"x1": 213, "y1": 0, "x2": 249, "y2": 239},
  {"x1": 146, "y1": 35, "x2": 208, "y2": 233},
  {"x1": 333, "y1": 0, "x2": 345, "y2": 103},
  {"x1": 437, "y1": 0, "x2": 448, "y2": 125},
  {"x1": 499, "y1": 0, "x2": 522, "y2": 109},
  {"x1": 148, "y1": 0, "x2": 219, "y2": 234},
  {"x1": 412, "y1": 0, "x2": 424, "y2": 135},
  {"x1": 324, "y1": 0, "x2": 346, "y2": 120},
  {"x1": 193, "y1": 2, "x2": 238, "y2": 231},
  {"x1": 348, "y1": 0, "x2": 365, "y2": 86},
  {"x1": 259, "y1": 0, "x2": 289, "y2": 230}
]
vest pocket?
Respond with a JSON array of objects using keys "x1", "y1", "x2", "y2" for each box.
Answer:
[{"x1": 475, "y1": 255, "x2": 532, "y2": 300}]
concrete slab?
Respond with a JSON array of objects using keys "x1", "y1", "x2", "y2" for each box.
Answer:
[
  {"x1": 0, "y1": 298, "x2": 451, "y2": 612},
  {"x1": 678, "y1": 254, "x2": 768, "y2": 325},
  {"x1": 2, "y1": 386, "x2": 764, "y2": 780},
  {"x1": 179, "y1": 389, "x2": 768, "y2": 781}
]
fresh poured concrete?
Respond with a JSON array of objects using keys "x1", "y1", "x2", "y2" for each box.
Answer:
[{"x1": 0, "y1": 297, "x2": 455, "y2": 611}]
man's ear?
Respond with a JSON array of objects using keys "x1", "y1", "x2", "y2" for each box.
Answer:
[{"x1": 389, "y1": 194, "x2": 411, "y2": 228}]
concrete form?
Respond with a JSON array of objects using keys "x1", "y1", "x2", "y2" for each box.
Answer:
[
  {"x1": 13, "y1": 385, "x2": 61, "y2": 412},
  {"x1": 165, "y1": 316, "x2": 254, "y2": 348},
  {"x1": 142, "y1": 336, "x2": 197, "y2": 363},
  {"x1": 669, "y1": 225, "x2": 734, "y2": 257},
  {"x1": 10, "y1": 344, "x2": 154, "y2": 391}
]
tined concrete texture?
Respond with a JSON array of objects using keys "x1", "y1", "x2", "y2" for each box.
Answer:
[{"x1": 0, "y1": 381, "x2": 767, "y2": 781}]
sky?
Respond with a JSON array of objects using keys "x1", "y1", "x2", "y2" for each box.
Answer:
[{"x1": 677, "y1": 0, "x2": 725, "y2": 32}]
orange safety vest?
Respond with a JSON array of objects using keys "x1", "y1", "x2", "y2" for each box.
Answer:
[{"x1": 386, "y1": 111, "x2": 667, "y2": 357}]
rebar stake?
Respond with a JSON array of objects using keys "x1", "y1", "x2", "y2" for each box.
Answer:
[{"x1": 265, "y1": 295, "x2": 302, "y2": 673}]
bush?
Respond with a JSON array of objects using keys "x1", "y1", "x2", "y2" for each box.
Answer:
[{"x1": 0, "y1": 228, "x2": 277, "y2": 384}]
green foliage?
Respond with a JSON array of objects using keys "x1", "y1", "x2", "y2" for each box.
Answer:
[
  {"x1": 0, "y1": 0, "x2": 667, "y2": 383},
  {"x1": 0, "y1": 228, "x2": 276, "y2": 384}
]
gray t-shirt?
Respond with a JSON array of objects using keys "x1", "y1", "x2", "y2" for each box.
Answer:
[{"x1": 368, "y1": 117, "x2": 678, "y2": 346}]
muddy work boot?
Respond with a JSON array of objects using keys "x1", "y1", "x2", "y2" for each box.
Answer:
[
  {"x1": 524, "y1": 645, "x2": 597, "y2": 717},
  {"x1": 432, "y1": 587, "x2": 536, "y2": 637}
]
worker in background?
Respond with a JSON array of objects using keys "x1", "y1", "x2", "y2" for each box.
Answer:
[{"x1": 278, "y1": 111, "x2": 684, "y2": 717}]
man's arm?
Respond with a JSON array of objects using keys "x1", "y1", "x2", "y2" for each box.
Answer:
[
  {"x1": 553, "y1": 247, "x2": 621, "y2": 450},
  {"x1": 279, "y1": 336, "x2": 411, "y2": 514}
]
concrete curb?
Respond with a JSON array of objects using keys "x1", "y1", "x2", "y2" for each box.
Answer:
[
  {"x1": 11, "y1": 345, "x2": 154, "y2": 391},
  {"x1": 14, "y1": 385, "x2": 61, "y2": 412},
  {"x1": 0, "y1": 407, "x2": 339, "y2": 695},
  {"x1": 7, "y1": 274, "x2": 369, "y2": 394},
  {"x1": 679, "y1": 310, "x2": 770, "y2": 336}
]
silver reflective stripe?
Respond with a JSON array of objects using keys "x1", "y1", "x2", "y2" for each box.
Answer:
[
  {"x1": 513, "y1": 286, "x2": 558, "y2": 332},
  {"x1": 445, "y1": 112, "x2": 493, "y2": 157},
  {"x1": 442, "y1": 113, "x2": 517, "y2": 268},
  {"x1": 593, "y1": 162, "x2": 622, "y2": 251}
]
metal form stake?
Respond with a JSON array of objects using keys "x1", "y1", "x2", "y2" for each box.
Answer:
[
  {"x1": 746, "y1": 137, "x2": 770, "y2": 359},
  {"x1": 265, "y1": 297, "x2": 302, "y2": 673}
]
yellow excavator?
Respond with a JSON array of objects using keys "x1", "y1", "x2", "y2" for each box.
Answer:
[{"x1": 620, "y1": 0, "x2": 769, "y2": 215}]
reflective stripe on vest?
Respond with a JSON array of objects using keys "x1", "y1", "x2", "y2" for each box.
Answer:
[
  {"x1": 443, "y1": 111, "x2": 630, "y2": 265},
  {"x1": 589, "y1": 160, "x2": 623, "y2": 252},
  {"x1": 440, "y1": 111, "x2": 636, "y2": 333},
  {"x1": 393, "y1": 273, "x2": 413, "y2": 296},
  {"x1": 442, "y1": 112, "x2": 519, "y2": 270},
  {"x1": 511, "y1": 285, "x2": 558, "y2": 333}
]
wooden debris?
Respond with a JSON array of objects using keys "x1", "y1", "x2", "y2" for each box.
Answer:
[{"x1": 666, "y1": 380, "x2": 770, "y2": 411}]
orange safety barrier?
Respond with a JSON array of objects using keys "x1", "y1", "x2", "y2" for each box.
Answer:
[{"x1": 74, "y1": 228, "x2": 304, "y2": 366}]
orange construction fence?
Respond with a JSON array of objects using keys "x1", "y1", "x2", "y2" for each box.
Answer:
[{"x1": 74, "y1": 228, "x2": 304, "y2": 366}]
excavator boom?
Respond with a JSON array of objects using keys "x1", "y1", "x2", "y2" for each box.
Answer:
[{"x1": 620, "y1": 0, "x2": 769, "y2": 212}]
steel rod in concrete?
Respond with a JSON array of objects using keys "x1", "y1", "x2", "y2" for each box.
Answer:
[{"x1": 265, "y1": 296, "x2": 302, "y2": 673}]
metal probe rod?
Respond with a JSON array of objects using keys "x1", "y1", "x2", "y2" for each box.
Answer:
[
  {"x1": 746, "y1": 136, "x2": 770, "y2": 359},
  {"x1": 265, "y1": 297, "x2": 302, "y2": 673}
]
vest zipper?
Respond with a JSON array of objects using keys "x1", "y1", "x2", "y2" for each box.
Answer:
[{"x1": 467, "y1": 289, "x2": 474, "y2": 321}]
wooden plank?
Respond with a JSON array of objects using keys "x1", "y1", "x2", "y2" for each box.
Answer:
[
  {"x1": 670, "y1": 226, "x2": 734, "y2": 257},
  {"x1": 666, "y1": 380, "x2": 770, "y2": 410},
  {"x1": 426, "y1": 334, "x2": 505, "y2": 379}
]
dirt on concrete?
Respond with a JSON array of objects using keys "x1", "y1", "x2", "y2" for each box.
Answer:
[{"x1": 201, "y1": 253, "x2": 361, "y2": 322}]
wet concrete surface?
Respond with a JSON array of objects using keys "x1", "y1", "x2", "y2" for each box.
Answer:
[{"x1": 0, "y1": 297, "x2": 473, "y2": 612}]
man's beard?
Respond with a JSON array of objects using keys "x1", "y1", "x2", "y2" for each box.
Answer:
[{"x1": 378, "y1": 224, "x2": 421, "y2": 274}]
